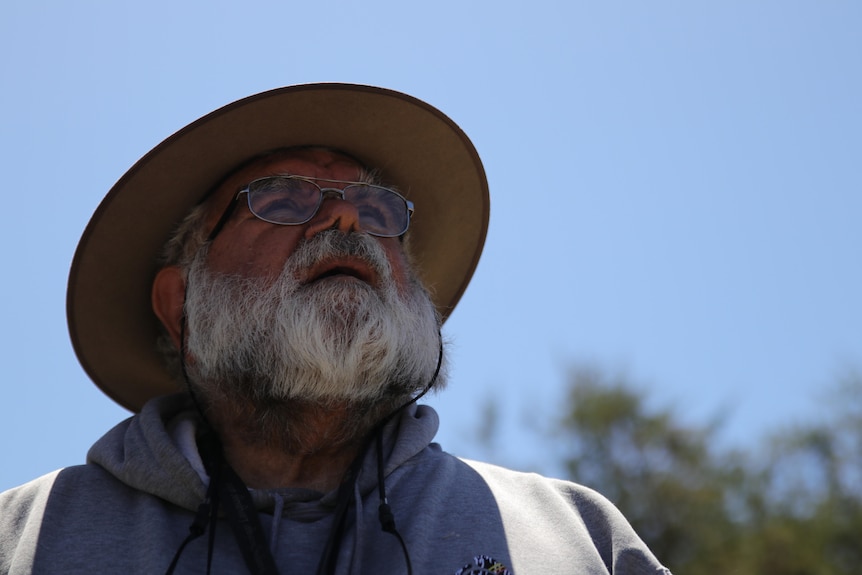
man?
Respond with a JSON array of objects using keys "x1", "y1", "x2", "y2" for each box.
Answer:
[{"x1": 0, "y1": 84, "x2": 671, "y2": 574}]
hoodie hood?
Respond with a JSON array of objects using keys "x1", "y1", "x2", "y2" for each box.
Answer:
[{"x1": 86, "y1": 393, "x2": 441, "y2": 519}]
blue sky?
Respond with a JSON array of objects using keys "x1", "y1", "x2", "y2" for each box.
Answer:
[{"x1": 2, "y1": 1, "x2": 860, "y2": 491}]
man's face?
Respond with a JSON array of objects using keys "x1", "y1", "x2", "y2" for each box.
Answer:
[
  {"x1": 202, "y1": 148, "x2": 413, "y2": 293},
  {"x1": 173, "y1": 148, "x2": 443, "y2": 430}
]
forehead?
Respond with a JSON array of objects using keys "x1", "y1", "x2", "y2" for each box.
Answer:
[{"x1": 214, "y1": 148, "x2": 366, "y2": 199}]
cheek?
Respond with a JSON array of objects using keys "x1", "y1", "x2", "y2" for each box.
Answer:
[
  {"x1": 205, "y1": 226, "x2": 306, "y2": 278},
  {"x1": 381, "y1": 239, "x2": 414, "y2": 292}
]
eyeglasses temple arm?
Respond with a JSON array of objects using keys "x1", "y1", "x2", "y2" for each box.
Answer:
[{"x1": 205, "y1": 191, "x2": 244, "y2": 244}]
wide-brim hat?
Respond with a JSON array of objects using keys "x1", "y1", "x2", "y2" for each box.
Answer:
[{"x1": 67, "y1": 83, "x2": 489, "y2": 412}]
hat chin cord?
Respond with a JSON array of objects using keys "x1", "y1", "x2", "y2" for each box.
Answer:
[
  {"x1": 315, "y1": 331, "x2": 442, "y2": 575},
  {"x1": 165, "y1": 276, "x2": 443, "y2": 575}
]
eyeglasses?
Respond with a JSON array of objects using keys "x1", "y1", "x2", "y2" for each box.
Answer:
[{"x1": 206, "y1": 175, "x2": 415, "y2": 242}]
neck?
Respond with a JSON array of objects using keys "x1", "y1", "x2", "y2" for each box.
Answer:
[{"x1": 202, "y1": 396, "x2": 395, "y2": 491}]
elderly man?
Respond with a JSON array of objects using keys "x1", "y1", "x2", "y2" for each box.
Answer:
[{"x1": 0, "y1": 85, "x2": 670, "y2": 574}]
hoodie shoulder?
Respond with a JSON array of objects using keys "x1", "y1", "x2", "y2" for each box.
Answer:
[
  {"x1": 0, "y1": 470, "x2": 62, "y2": 573},
  {"x1": 460, "y1": 460, "x2": 672, "y2": 575}
]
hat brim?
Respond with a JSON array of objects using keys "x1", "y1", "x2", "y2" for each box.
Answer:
[{"x1": 67, "y1": 84, "x2": 489, "y2": 412}]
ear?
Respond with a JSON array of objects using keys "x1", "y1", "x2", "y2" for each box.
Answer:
[{"x1": 152, "y1": 266, "x2": 187, "y2": 350}]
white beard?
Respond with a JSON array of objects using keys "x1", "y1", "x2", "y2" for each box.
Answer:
[{"x1": 183, "y1": 230, "x2": 444, "y2": 415}]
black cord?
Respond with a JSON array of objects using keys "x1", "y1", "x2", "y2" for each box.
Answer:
[
  {"x1": 165, "y1": 309, "x2": 212, "y2": 575},
  {"x1": 164, "y1": 499, "x2": 211, "y2": 575},
  {"x1": 313, "y1": 438, "x2": 373, "y2": 575},
  {"x1": 377, "y1": 431, "x2": 413, "y2": 575},
  {"x1": 164, "y1": 451, "x2": 219, "y2": 575},
  {"x1": 317, "y1": 332, "x2": 443, "y2": 575},
  {"x1": 167, "y1": 280, "x2": 281, "y2": 575}
]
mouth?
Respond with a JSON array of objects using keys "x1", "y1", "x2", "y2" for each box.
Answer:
[{"x1": 304, "y1": 256, "x2": 378, "y2": 287}]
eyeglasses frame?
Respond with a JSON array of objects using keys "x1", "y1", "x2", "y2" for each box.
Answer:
[{"x1": 205, "y1": 175, "x2": 415, "y2": 243}]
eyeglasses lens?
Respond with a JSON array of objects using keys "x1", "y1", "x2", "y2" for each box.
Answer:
[
  {"x1": 247, "y1": 177, "x2": 409, "y2": 237},
  {"x1": 247, "y1": 177, "x2": 320, "y2": 224},
  {"x1": 344, "y1": 185, "x2": 409, "y2": 237}
]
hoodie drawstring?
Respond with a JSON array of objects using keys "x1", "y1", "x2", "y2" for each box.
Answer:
[{"x1": 270, "y1": 492, "x2": 285, "y2": 552}]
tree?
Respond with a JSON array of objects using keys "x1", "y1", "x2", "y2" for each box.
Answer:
[
  {"x1": 745, "y1": 371, "x2": 862, "y2": 575},
  {"x1": 552, "y1": 366, "x2": 745, "y2": 574},
  {"x1": 532, "y1": 365, "x2": 862, "y2": 574}
]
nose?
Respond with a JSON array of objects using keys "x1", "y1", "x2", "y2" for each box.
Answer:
[{"x1": 303, "y1": 192, "x2": 361, "y2": 239}]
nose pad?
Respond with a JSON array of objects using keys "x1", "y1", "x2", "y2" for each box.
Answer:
[{"x1": 303, "y1": 190, "x2": 361, "y2": 239}]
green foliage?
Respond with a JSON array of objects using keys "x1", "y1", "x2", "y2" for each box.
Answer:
[
  {"x1": 743, "y1": 372, "x2": 862, "y2": 575},
  {"x1": 545, "y1": 366, "x2": 862, "y2": 575},
  {"x1": 553, "y1": 366, "x2": 745, "y2": 573}
]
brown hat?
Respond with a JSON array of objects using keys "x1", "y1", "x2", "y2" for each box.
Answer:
[{"x1": 67, "y1": 84, "x2": 489, "y2": 412}]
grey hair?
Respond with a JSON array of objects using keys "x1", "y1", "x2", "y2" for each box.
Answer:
[{"x1": 159, "y1": 202, "x2": 212, "y2": 270}]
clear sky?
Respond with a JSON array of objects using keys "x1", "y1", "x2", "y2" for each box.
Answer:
[{"x1": 2, "y1": 1, "x2": 860, "y2": 491}]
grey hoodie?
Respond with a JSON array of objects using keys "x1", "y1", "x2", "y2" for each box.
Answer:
[{"x1": 0, "y1": 394, "x2": 671, "y2": 574}]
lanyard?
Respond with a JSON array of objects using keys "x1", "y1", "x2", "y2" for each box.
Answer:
[{"x1": 199, "y1": 429, "x2": 281, "y2": 575}]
